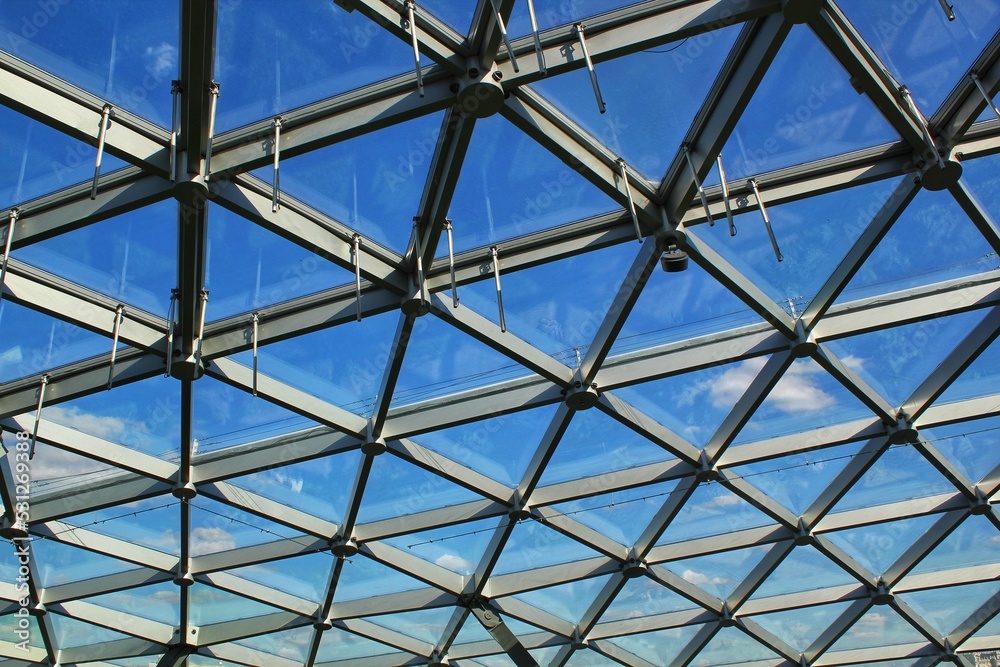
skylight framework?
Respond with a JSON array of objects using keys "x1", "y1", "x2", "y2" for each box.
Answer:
[{"x1": 0, "y1": 1, "x2": 999, "y2": 666}]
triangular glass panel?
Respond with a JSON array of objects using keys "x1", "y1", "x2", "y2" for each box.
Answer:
[
  {"x1": 971, "y1": 615, "x2": 1000, "y2": 642},
  {"x1": 750, "y1": 544, "x2": 857, "y2": 600},
  {"x1": 898, "y1": 580, "x2": 1000, "y2": 636},
  {"x1": 837, "y1": 0, "x2": 1000, "y2": 112},
  {"x1": 0, "y1": 300, "x2": 111, "y2": 383},
  {"x1": 828, "y1": 606, "x2": 928, "y2": 652},
  {"x1": 412, "y1": 405, "x2": 558, "y2": 487},
  {"x1": 611, "y1": 357, "x2": 762, "y2": 449},
  {"x1": 601, "y1": 576, "x2": 699, "y2": 623},
  {"x1": 551, "y1": 479, "x2": 678, "y2": 548},
  {"x1": 229, "y1": 551, "x2": 334, "y2": 605},
  {"x1": 938, "y1": 332, "x2": 1000, "y2": 406},
  {"x1": 316, "y1": 624, "x2": 406, "y2": 662},
  {"x1": 537, "y1": 407, "x2": 675, "y2": 486},
  {"x1": 444, "y1": 113, "x2": 615, "y2": 254},
  {"x1": 235, "y1": 625, "x2": 314, "y2": 663},
  {"x1": 58, "y1": 496, "x2": 180, "y2": 556},
  {"x1": 718, "y1": 24, "x2": 898, "y2": 181},
  {"x1": 15, "y1": 200, "x2": 176, "y2": 317},
  {"x1": 907, "y1": 515, "x2": 1000, "y2": 576},
  {"x1": 36, "y1": 373, "x2": 181, "y2": 457},
  {"x1": 663, "y1": 545, "x2": 769, "y2": 601},
  {"x1": 215, "y1": 0, "x2": 416, "y2": 132},
  {"x1": 613, "y1": 253, "x2": 764, "y2": 357},
  {"x1": 356, "y1": 453, "x2": 484, "y2": 524},
  {"x1": 189, "y1": 582, "x2": 283, "y2": 626},
  {"x1": 188, "y1": 495, "x2": 308, "y2": 556},
  {"x1": 49, "y1": 613, "x2": 136, "y2": 648},
  {"x1": 655, "y1": 481, "x2": 775, "y2": 546},
  {"x1": 831, "y1": 443, "x2": 957, "y2": 513},
  {"x1": 823, "y1": 514, "x2": 940, "y2": 578},
  {"x1": 0, "y1": 613, "x2": 45, "y2": 652},
  {"x1": 727, "y1": 441, "x2": 860, "y2": 516},
  {"x1": 694, "y1": 178, "x2": 895, "y2": 308},
  {"x1": 751, "y1": 600, "x2": 859, "y2": 653},
  {"x1": 227, "y1": 448, "x2": 361, "y2": 527},
  {"x1": 391, "y1": 312, "x2": 530, "y2": 406},
  {"x1": 367, "y1": 606, "x2": 454, "y2": 644},
  {"x1": 492, "y1": 518, "x2": 604, "y2": 575},
  {"x1": 822, "y1": 309, "x2": 991, "y2": 409},
  {"x1": 0, "y1": 4, "x2": 178, "y2": 125},
  {"x1": 204, "y1": 207, "x2": 351, "y2": 321},
  {"x1": 29, "y1": 536, "x2": 142, "y2": 588},
  {"x1": 962, "y1": 152, "x2": 1000, "y2": 238},
  {"x1": 192, "y1": 374, "x2": 322, "y2": 455},
  {"x1": 457, "y1": 241, "x2": 635, "y2": 358},
  {"x1": 604, "y1": 624, "x2": 705, "y2": 667},
  {"x1": 920, "y1": 415, "x2": 1000, "y2": 484},
  {"x1": 693, "y1": 625, "x2": 786, "y2": 666},
  {"x1": 509, "y1": 573, "x2": 611, "y2": 624},
  {"x1": 733, "y1": 356, "x2": 878, "y2": 445},
  {"x1": 231, "y1": 309, "x2": 400, "y2": 415},
  {"x1": 531, "y1": 23, "x2": 740, "y2": 180},
  {"x1": 528, "y1": 646, "x2": 563, "y2": 667},
  {"x1": 86, "y1": 581, "x2": 179, "y2": 625},
  {"x1": 255, "y1": 111, "x2": 447, "y2": 253},
  {"x1": 382, "y1": 516, "x2": 502, "y2": 576},
  {"x1": 332, "y1": 555, "x2": 427, "y2": 603},
  {"x1": 837, "y1": 187, "x2": 998, "y2": 303}
]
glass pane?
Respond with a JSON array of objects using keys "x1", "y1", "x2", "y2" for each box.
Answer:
[
  {"x1": 938, "y1": 332, "x2": 1000, "y2": 406},
  {"x1": 49, "y1": 613, "x2": 134, "y2": 648},
  {"x1": 58, "y1": 496, "x2": 180, "y2": 556},
  {"x1": 189, "y1": 583, "x2": 281, "y2": 626},
  {"x1": 907, "y1": 515, "x2": 1000, "y2": 576},
  {"x1": 664, "y1": 545, "x2": 768, "y2": 600},
  {"x1": 87, "y1": 582, "x2": 179, "y2": 625},
  {"x1": 229, "y1": 551, "x2": 333, "y2": 605},
  {"x1": 692, "y1": 626, "x2": 785, "y2": 666},
  {"x1": 605, "y1": 624, "x2": 703, "y2": 667},
  {"x1": 751, "y1": 545, "x2": 857, "y2": 600},
  {"x1": 601, "y1": 576, "x2": 698, "y2": 623},
  {"x1": 316, "y1": 624, "x2": 403, "y2": 662},
  {"x1": 189, "y1": 496, "x2": 307, "y2": 556},
  {"x1": 898, "y1": 580, "x2": 1000, "y2": 635},
  {"x1": 30, "y1": 536, "x2": 141, "y2": 587},
  {"x1": 356, "y1": 452, "x2": 483, "y2": 524},
  {"x1": 492, "y1": 519, "x2": 601, "y2": 575},
  {"x1": 332, "y1": 556, "x2": 426, "y2": 603},
  {"x1": 831, "y1": 443, "x2": 958, "y2": 513},
  {"x1": 822, "y1": 514, "x2": 939, "y2": 577},
  {"x1": 367, "y1": 606, "x2": 454, "y2": 643},
  {"x1": 0, "y1": 301, "x2": 110, "y2": 383},
  {"x1": 922, "y1": 415, "x2": 1000, "y2": 484},
  {"x1": 751, "y1": 600, "x2": 858, "y2": 652},
  {"x1": 509, "y1": 574, "x2": 610, "y2": 623},
  {"x1": 236, "y1": 625, "x2": 313, "y2": 663},
  {"x1": 829, "y1": 607, "x2": 927, "y2": 652},
  {"x1": 549, "y1": 480, "x2": 677, "y2": 548},
  {"x1": 656, "y1": 481, "x2": 775, "y2": 546},
  {"x1": 382, "y1": 517, "x2": 501, "y2": 576}
]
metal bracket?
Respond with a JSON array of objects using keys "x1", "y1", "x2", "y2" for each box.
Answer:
[{"x1": 467, "y1": 599, "x2": 539, "y2": 667}]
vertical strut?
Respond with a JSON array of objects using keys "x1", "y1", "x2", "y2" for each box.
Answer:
[
  {"x1": 352, "y1": 234, "x2": 363, "y2": 322},
  {"x1": 271, "y1": 117, "x2": 282, "y2": 212},
  {"x1": 683, "y1": 145, "x2": 714, "y2": 226},
  {"x1": 489, "y1": 0, "x2": 519, "y2": 72},
  {"x1": 204, "y1": 82, "x2": 220, "y2": 180},
  {"x1": 29, "y1": 375, "x2": 48, "y2": 460},
  {"x1": 90, "y1": 104, "x2": 113, "y2": 200},
  {"x1": 250, "y1": 312, "x2": 259, "y2": 397},
  {"x1": 717, "y1": 154, "x2": 736, "y2": 237},
  {"x1": 405, "y1": 1, "x2": 424, "y2": 97},
  {"x1": 491, "y1": 246, "x2": 507, "y2": 333},
  {"x1": 107, "y1": 304, "x2": 125, "y2": 390},
  {"x1": 971, "y1": 73, "x2": 1000, "y2": 123},
  {"x1": 0, "y1": 209, "x2": 17, "y2": 306},
  {"x1": 165, "y1": 289, "x2": 178, "y2": 378},
  {"x1": 573, "y1": 23, "x2": 605, "y2": 114},
  {"x1": 170, "y1": 81, "x2": 181, "y2": 182},
  {"x1": 445, "y1": 219, "x2": 459, "y2": 307},
  {"x1": 616, "y1": 159, "x2": 643, "y2": 242},
  {"x1": 748, "y1": 179, "x2": 783, "y2": 262},
  {"x1": 525, "y1": 0, "x2": 546, "y2": 75}
]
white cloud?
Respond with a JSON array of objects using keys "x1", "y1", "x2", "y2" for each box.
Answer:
[
  {"x1": 710, "y1": 358, "x2": 836, "y2": 413},
  {"x1": 145, "y1": 42, "x2": 177, "y2": 78},
  {"x1": 44, "y1": 405, "x2": 148, "y2": 441},
  {"x1": 190, "y1": 526, "x2": 236, "y2": 555},
  {"x1": 707, "y1": 493, "x2": 742, "y2": 508},
  {"x1": 682, "y1": 569, "x2": 729, "y2": 587},
  {"x1": 435, "y1": 553, "x2": 474, "y2": 573}
]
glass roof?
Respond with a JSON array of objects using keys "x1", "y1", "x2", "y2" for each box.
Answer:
[{"x1": 1, "y1": 1, "x2": 1000, "y2": 666}]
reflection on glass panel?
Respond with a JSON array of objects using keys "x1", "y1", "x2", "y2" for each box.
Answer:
[
  {"x1": 823, "y1": 309, "x2": 989, "y2": 409},
  {"x1": 832, "y1": 445, "x2": 956, "y2": 513},
  {"x1": 0, "y1": 1, "x2": 178, "y2": 124},
  {"x1": 356, "y1": 454, "x2": 482, "y2": 524},
  {"x1": 236, "y1": 625, "x2": 313, "y2": 663},
  {"x1": 656, "y1": 481, "x2": 774, "y2": 546},
  {"x1": 898, "y1": 580, "x2": 1000, "y2": 636},
  {"x1": 492, "y1": 519, "x2": 599, "y2": 575},
  {"x1": 332, "y1": 555, "x2": 426, "y2": 603},
  {"x1": 189, "y1": 583, "x2": 280, "y2": 626},
  {"x1": 383, "y1": 517, "x2": 500, "y2": 576},
  {"x1": 510, "y1": 574, "x2": 610, "y2": 623},
  {"x1": 921, "y1": 416, "x2": 1000, "y2": 484},
  {"x1": 605, "y1": 624, "x2": 702, "y2": 666},
  {"x1": 445, "y1": 114, "x2": 614, "y2": 253},
  {"x1": 718, "y1": 25, "x2": 897, "y2": 181},
  {"x1": 215, "y1": 0, "x2": 414, "y2": 132},
  {"x1": 908, "y1": 515, "x2": 1000, "y2": 575},
  {"x1": 550, "y1": 480, "x2": 676, "y2": 547},
  {"x1": 750, "y1": 600, "x2": 858, "y2": 652},
  {"x1": 823, "y1": 515, "x2": 938, "y2": 577},
  {"x1": 0, "y1": 614, "x2": 44, "y2": 650},
  {"x1": 532, "y1": 23, "x2": 739, "y2": 180},
  {"x1": 0, "y1": 301, "x2": 110, "y2": 383},
  {"x1": 829, "y1": 607, "x2": 927, "y2": 652},
  {"x1": 751, "y1": 545, "x2": 856, "y2": 599},
  {"x1": 663, "y1": 546, "x2": 768, "y2": 601}
]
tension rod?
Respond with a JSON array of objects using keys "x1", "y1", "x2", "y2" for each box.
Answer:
[
  {"x1": 491, "y1": 246, "x2": 507, "y2": 333},
  {"x1": 748, "y1": 179, "x2": 783, "y2": 262},
  {"x1": 444, "y1": 219, "x2": 459, "y2": 307},
  {"x1": 717, "y1": 154, "x2": 736, "y2": 236},
  {"x1": 405, "y1": 0, "x2": 425, "y2": 97},
  {"x1": 29, "y1": 375, "x2": 48, "y2": 460},
  {"x1": 938, "y1": 0, "x2": 955, "y2": 20},
  {"x1": 616, "y1": 159, "x2": 642, "y2": 242},
  {"x1": 204, "y1": 82, "x2": 220, "y2": 180},
  {"x1": 90, "y1": 104, "x2": 113, "y2": 200},
  {"x1": 899, "y1": 86, "x2": 944, "y2": 169},
  {"x1": 195, "y1": 290, "x2": 209, "y2": 360},
  {"x1": 352, "y1": 234, "x2": 363, "y2": 322},
  {"x1": 0, "y1": 209, "x2": 18, "y2": 306},
  {"x1": 107, "y1": 304, "x2": 126, "y2": 390},
  {"x1": 970, "y1": 73, "x2": 1000, "y2": 123},
  {"x1": 488, "y1": 0, "x2": 519, "y2": 73},
  {"x1": 250, "y1": 312, "x2": 259, "y2": 397},
  {"x1": 165, "y1": 289, "x2": 178, "y2": 378},
  {"x1": 573, "y1": 23, "x2": 605, "y2": 114},
  {"x1": 170, "y1": 81, "x2": 181, "y2": 182},
  {"x1": 271, "y1": 117, "x2": 283, "y2": 212},
  {"x1": 683, "y1": 145, "x2": 713, "y2": 226},
  {"x1": 525, "y1": 0, "x2": 546, "y2": 75}
]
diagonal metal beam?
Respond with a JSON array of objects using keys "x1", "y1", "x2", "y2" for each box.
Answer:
[
  {"x1": 934, "y1": 26, "x2": 1000, "y2": 148},
  {"x1": 949, "y1": 179, "x2": 1000, "y2": 257},
  {"x1": 596, "y1": 391, "x2": 702, "y2": 465},
  {"x1": 811, "y1": 343, "x2": 896, "y2": 423}
]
